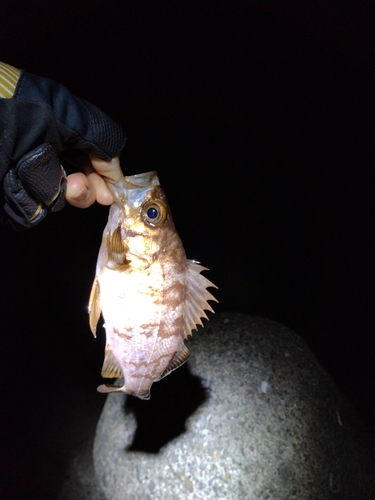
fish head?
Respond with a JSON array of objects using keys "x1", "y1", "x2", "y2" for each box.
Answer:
[{"x1": 104, "y1": 171, "x2": 176, "y2": 269}]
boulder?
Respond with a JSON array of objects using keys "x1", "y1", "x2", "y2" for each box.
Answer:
[{"x1": 93, "y1": 313, "x2": 375, "y2": 499}]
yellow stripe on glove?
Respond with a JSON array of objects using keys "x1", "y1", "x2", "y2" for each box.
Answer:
[{"x1": 0, "y1": 62, "x2": 21, "y2": 98}]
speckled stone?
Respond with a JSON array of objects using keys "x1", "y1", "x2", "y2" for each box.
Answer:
[
  {"x1": 93, "y1": 313, "x2": 375, "y2": 500},
  {"x1": 58, "y1": 437, "x2": 106, "y2": 500}
]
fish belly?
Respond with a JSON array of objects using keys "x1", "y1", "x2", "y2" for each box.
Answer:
[{"x1": 99, "y1": 262, "x2": 183, "y2": 398}]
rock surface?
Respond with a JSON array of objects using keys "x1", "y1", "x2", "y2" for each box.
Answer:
[
  {"x1": 58, "y1": 436, "x2": 106, "y2": 500},
  {"x1": 93, "y1": 313, "x2": 375, "y2": 499}
]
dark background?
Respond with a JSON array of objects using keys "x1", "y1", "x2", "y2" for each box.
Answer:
[{"x1": 1, "y1": 1, "x2": 374, "y2": 498}]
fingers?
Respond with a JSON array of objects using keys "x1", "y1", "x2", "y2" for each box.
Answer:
[
  {"x1": 65, "y1": 155, "x2": 123, "y2": 208},
  {"x1": 89, "y1": 154, "x2": 123, "y2": 183},
  {"x1": 66, "y1": 171, "x2": 113, "y2": 208},
  {"x1": 66, "y1": 172, "x2": 95, "y2": 208}
]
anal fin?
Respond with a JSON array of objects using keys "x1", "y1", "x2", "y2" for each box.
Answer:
[
  {"x1": 156, "y1": 343, "x2": 190, "y2": 382},
  {"x1": 101, "y1": 344, "x2": 122, "y2": 378}
]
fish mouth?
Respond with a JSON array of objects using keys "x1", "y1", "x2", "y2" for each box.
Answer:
[
  {"x1": 122, "y1": 171, "x2": 159, "y2": 189},
  {"x1": 108, "y1": 172, "x2": 160, "y2": 207}
]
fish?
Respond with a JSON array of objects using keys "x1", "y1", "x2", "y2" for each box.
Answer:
[{"x1": 88, "y1": 171, "x2": 217, "y2": 399}]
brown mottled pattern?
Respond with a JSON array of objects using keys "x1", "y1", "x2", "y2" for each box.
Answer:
[{"x1": 113, "y1": 331, "x2": 133, "y2": 340}]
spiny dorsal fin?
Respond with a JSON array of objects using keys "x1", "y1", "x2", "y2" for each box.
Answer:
[
  {"x1": 88, "y1": 277, "x2": 101, "y2": 337},
  {"x1": 155, "y1": 342, "x2": 190, "y2": 382},
  {"x1": 106, "y1": 225, "x2": 130, "y2": 270},
  {"x1": 183, "y1": 260, "x2": 218, "y2": 339},
  {"x1": 101, "y1": 344, "x2": 122, "y2": 378}
]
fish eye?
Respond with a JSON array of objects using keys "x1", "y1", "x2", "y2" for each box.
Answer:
[
  {"x1": 141, "y1": 200, "x2": 167, "y2": 227},
  {"x1": 147, "y1": 207, "x2": 158, "y2": 219}
]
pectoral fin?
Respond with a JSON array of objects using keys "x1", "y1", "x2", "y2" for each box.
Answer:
[
  {"x1": 97, "y1": 384, "x2": 124, "y2": 393},
  {"x1": 88, "y1": 277, "x2": 101, "y2": 337},
  {"x1": 156, "y1": 342, "x2": 190, "y2": 382},
  {"x1": 106, "y1": 225, "x2": 130, "y2": 270},
  {"x1": 101, "y1": 344, "x2": 122, "y2": 378},
  {"x1": 96, "y1": 384, "x2": 151, "y2": 399}
]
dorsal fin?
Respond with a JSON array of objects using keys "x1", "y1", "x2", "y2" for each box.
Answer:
[
  {"x1": 88, "y1": 277, "x2": 101, "y2": 337},
  {"x1": 155, "y1": 343, "x2": 190, "y2": 382},
  {"x1": 106, "y1": 226, "x2": 130, "y2": 270},
  {"x1": 183, "y1": 260, "x2": 218, "y2": 339},
  {"x1": 101, "y1": 344, "x2": 123, "y2": 378}
]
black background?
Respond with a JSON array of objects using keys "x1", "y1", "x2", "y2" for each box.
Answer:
[{"x1": 1, "y1": 1, "x2": 374, "y2": 498}]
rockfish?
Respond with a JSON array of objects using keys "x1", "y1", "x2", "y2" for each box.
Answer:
[{"x1": 89, "y1": 171, "x2": 217, "y2": 399}]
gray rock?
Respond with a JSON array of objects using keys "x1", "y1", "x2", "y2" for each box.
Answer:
[
  {"x1": 58, "y1": 436, "x2": 106, "y2": 500},
  {"x1": 93, "y1": 313, "x2": 375, "y2": 500}
]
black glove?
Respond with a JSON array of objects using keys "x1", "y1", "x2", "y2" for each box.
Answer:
[{"x1": 0, "y1": 62, "x2": 127, "y2": 229}]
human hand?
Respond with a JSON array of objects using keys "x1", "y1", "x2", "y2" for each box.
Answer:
[
  {"x1": 0, "y1": 62, "x2": 126, "y2": 229},
  {"x1": 66, "y1": 154, "x2": 123, "y2": 208}
]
